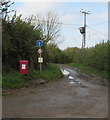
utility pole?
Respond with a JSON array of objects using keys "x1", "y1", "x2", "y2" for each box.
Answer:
[{"x1": 79, "y1": 9, "x2": 91, "y2": 49}]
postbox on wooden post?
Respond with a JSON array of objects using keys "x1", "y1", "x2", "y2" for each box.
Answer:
[{"x1": 20, "y1": 60, "x2": 28, "y2": 74}]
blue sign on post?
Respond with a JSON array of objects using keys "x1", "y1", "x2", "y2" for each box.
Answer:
[{"x1": 36, "y1": 40, "x2": 43, "y2": 47}]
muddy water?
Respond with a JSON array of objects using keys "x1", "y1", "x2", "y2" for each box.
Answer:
[
  {"x1": 60, "y1": 65, "x2": 102, "y2": 89},
  {"x1": 60, "y1": 65, "x2": 102, "y2": 99},
  {"x1": 2, "y1": 64, "x2": 108, "y2": 118}
]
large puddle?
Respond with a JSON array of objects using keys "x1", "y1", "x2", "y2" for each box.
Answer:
[
  {"x1": 60, "y1": 68, "x2": 100, "y2": 89},
  {"x1": 60, "y1": 69, "x2": 81, "y2": 85}
]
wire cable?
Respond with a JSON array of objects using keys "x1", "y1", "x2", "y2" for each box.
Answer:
[
  {"x1": 89, "y1": 21, "x2": 108, "y2": 26},
  {"x1": 87, "y1": 26, "x2": 108, "y2": 38}
]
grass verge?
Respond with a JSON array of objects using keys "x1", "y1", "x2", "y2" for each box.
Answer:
[
  {"x1": 2, "y1": 71, "x2": 27, "y2": 89},
  {"x1": 40, "y1": 63, "x2": 63, "y2": 81},
  {"x1": 69, "y1": 63, "x2": 108, "y2": 80},
  {"x1": 2, "y1": 63, "x2": 63, "y2": 89}
]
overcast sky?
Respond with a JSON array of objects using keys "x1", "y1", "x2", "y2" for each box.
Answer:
[{"x1": 10, "y1": 1, "x2": 108, "y2": 50}]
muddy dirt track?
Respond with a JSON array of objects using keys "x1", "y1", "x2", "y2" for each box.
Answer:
[{"x1": 2, "y1": 64, "x2": 108, "y2": 118}]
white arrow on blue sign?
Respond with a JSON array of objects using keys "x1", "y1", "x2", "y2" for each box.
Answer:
[{"x1": 36, "y1": 40, "x2": 43, "y2": 47}]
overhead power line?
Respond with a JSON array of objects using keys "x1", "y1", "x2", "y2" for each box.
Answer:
[
  {"x1": 24, "y1": 18, "x2": 108, "y2": 28},
  {"x1": 61, "y1": 22, "x2": 81, "y2": 26},
  {"x1": 89, "y1": 21, "x2": 108, "y2": 26},
  {"x1": 87, "y1": 26, "x2": 108, "y2": 38},
  {"x1": 24, "y1": 18, "x2": 81, "y2": 26},
  {"x1": 23, "y1": 18, "x2": 108, "y2": 40}
]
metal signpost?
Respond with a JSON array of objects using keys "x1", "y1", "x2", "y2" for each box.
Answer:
[{"x1": 36, "y1": 40, "x2": 43, "y2": 72}]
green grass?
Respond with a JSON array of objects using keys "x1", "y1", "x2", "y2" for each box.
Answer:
[
  {"x1": 69, "y1": 63, "x2": 108, "y2": 80},
  {"x1": 2, "y1": 63, "x2": 63, "y2": 89},
  {"x1": 40, "y1": 63, "x2": 63, "y2": 81},
  {"x1": 22, "y1": 70, "x2": 40, "y2": 81},
  {"x1": 2, "y1": 71, "x2": 27, "y2": 89}
]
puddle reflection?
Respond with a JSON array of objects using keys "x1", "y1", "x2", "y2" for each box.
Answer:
[{"x1": 60, "y1": 69, "x2": 81, "y2": 85}]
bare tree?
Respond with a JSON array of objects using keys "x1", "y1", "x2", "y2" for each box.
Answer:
[
  {"x1": 32, "y1": 11, "x2": 61, "y2": 44},
  {"x1": 0, "y1": 0, "x2": 14, "y2": 20}
]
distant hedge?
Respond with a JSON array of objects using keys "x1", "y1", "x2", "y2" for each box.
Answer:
[{"x1": 48, "y1": 41, "x2": 109, "y2": 73}]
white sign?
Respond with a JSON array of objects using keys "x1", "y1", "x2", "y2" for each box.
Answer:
[
  {"x1": 38, "y1": 49, "x2": 43, "y2": 54},
  {"x1": 38, "y1": 57, "x2": 43, "y2": 63},
  {"x1": 22, "y1": 64, "x2": 26, "y2": 69}
]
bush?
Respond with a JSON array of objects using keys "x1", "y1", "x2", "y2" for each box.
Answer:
[{"x1": 70, "y1": 63, "x2": 108, "y2": 80}]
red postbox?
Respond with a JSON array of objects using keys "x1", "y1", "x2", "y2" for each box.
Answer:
[{"x1": 20, "y1": 60, "x2": 28, "y2": 74}]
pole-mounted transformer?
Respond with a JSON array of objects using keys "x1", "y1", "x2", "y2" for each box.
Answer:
[{"x1": 79, "y1": 27, "x2": 85, "y2": 34}]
